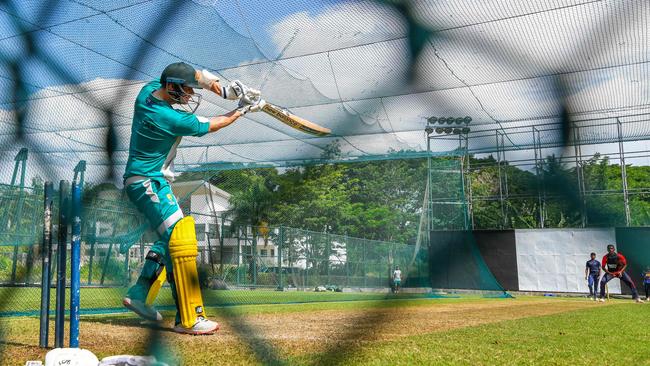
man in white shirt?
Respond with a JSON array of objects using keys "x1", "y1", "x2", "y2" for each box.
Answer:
[{"x1": 393, "y1": 266, "x2": 402, "y2": 293}]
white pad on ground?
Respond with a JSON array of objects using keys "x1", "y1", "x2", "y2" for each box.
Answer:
[
  {"x1": 99, "y1": 355, "x2": 168, "y2": 366},
  {"x1": 44, "y1": 348, "x2": 99, "y2": 366}
]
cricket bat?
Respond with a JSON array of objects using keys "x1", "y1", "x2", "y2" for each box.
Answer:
[{"x1": 261, "y1": 102, "x2": 331, "y2": 136}]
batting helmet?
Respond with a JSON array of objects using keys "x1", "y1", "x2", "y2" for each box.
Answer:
[{"x1": 160, "y1": 62, "x2": 200, "y2": 89}]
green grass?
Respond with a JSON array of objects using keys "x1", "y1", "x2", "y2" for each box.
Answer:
[
  {"x1": 290, "y1": 301, "x2": 650, "y2": 365},
  {"x1": 2, "y1": 296, "x2": 648, "y2": 365},
  {"x1": 0, "y1": 287, "x2": 445, "y2": 315}
]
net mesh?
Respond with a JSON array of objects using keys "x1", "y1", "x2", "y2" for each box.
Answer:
[
  {"x1": 1, "y1": 0, "x2": 650, "y2": 183},
  {"x1": 1, "y1": 0, "x2": 649, "y2": 362}
]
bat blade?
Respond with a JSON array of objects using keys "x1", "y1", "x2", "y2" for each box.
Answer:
[{"x1": 261, "y1": 102, "x2": 331, "y2": 136}]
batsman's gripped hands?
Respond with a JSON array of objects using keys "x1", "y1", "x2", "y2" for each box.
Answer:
[
  {"x1": 237, "y1": 95, "x2": 266, "y2": 115},
  {"x1": 219, "y1": 79, "x2": 260, "y2": 101},
  {"x1": 233, "y1": 80, "x2": 261, "y2": 103},
  {"x1": 194, "y1": 68, "x2": 258, "y2": 102}
]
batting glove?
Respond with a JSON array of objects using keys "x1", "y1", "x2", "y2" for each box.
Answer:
[
  {"x1": 248, "y1": 98, "x2": 266, "y2": 113},
  {"x1": 222, "y1": 80, "x2": 247, "y2": 100},
  {"x1": 234, "y1": 80, "x2": 261, "y2": 102},
  {"x1": 236, "y1": 97, "x2": 266, "y2": 115}
]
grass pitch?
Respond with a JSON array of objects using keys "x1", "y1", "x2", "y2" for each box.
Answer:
[{"x1": 1, "y1": 296, "x2": 648, "y2": 365}]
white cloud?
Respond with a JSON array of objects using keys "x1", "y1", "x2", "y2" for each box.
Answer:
[{"x1": 270, "y1": 1, "x2": 406, "y2": 58}]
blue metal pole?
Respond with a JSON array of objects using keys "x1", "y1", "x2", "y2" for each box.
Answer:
[
  {"x1": 39, "y1": 182, "x2": 54, "y2": 348},
  {"x1": 55, "y1": 180, "x2": 69, "y2": 348},
  {"x1": 69, "y1": 180, "x2": 81, "y2": 348}
]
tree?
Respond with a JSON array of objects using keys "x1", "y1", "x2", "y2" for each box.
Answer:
[{"x1": 225, "y1": 171, "x2": 276, "y2": 283}]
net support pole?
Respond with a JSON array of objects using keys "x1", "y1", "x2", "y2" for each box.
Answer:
[
  {"x1": 236, "y1": 231, "x2": 241, "y2": 286},
  {"x1": 573, "y1": 126, "x2": 587, "y2": 228},
  {"x1": 617, "y1": 118, "x2": 631, "y2": 226},
  {"x1": 496, "y1": 131, "x2": 507, "y2": 229},
  {"x1": 87, "y1": 222, "x2": 95, "y2": 285},
  {"x1": 277, "y1": 226, "x2": 284, "y2": 291},
  {"x1": 69, "y1": 180, "x2": 82, "y2": 348},
  {"x1": 39, "y1": 182, "x2": 54, "y2": 348},
  {"x1": 326, "y1": 232, "x2": 331, "y2": 285},
  {"x1": 532, "y1": 127, "x2": 545, "y2": 228},
  {"x1": 55, "y1": 180, "x2": 69, "y2": 348},
  {"x1": 205, "y1": 225, "x2": 214, "y2": 274},
  {"x1": 9, "y1": 148, "x2": 28, "y2": 284},
  {"x1": 463, "y1": 133, "x2": 474, "y2": 229},
  {"x1": 219, "y1": 215, "x2": 225, "y2": 275},
  {"x1": 252, "y1": 228, "x2": 257, "y2": 286}
]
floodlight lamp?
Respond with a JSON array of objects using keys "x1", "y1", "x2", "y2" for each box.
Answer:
[
  {"x1": 462, "y1": 127, "x2": 470, "y2": 134},
  {"x1": 435, "y1": 127, "x2": 444, "y2": 134},
  {"x1": 464, "y1": 116, "x2": 472, "y2": 124},
  {"x1": 452, "y1": 128, "x2": 461, "y2": 134},
  {"x1": 427, "y1": 116, "x2": 438, "y2": 124},
  {"x1": 425, "y1": 126, "x2": 434, "y2": 135},
  {"x1": 446, "y1": 117, "x2": 454, "y2": 125},
  {"x1": 455, "y1": 117, "x2": 464, "y2": 125},
  {"x1": 444, "y1": 127, "x2": 453, "y2": 134}
]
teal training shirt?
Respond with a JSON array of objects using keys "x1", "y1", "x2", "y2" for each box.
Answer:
[{"x1": 124, "y1": 80, "x2": 209, "y2": 181}]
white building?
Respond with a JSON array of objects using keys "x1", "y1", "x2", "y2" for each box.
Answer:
[{"x1": 171, "y1": 180, "x2": 278, "y2": 268}]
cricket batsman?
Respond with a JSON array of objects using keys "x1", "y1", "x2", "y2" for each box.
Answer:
[
  {"x1": 122, "y1": 62, "x2": 264, "y2": 334},
  {"x1": 598, "y1": 244, "x2": 643, "y2": 303}
]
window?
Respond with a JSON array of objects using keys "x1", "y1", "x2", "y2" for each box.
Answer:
[
  {"x1": 270, "y1": 249, "x2": 275, "y2": 257},
  {"x1": 260, "y1": 249, "x2": 268, "y2": 257},
  {"x1": 222, "y1": 225, "x2": 232, "y2": 237},
  {"x1": 194, "y1": 224, "x2": 205, "y2": 241},
  {"x1": 208, "y1": 223, "x2": 219, "y2": 239}
]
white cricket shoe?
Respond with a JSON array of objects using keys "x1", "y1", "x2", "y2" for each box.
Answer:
[
  {"x1": 173, "y1": 317, "x2": 219, "y2": 335},
  {"x1": 597, "y1": 298, "x2": 605, "y2": 302},
  {"x1": 635, "y1": 298, "x2": 644, "y2": 303}
]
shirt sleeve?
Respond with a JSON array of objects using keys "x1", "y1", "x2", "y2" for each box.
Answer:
[
  {"x1": 618, "y1": 254, "x2": 627, "y2": 266},
  {"x1": 602, "y1": 256, "x2": 608, "y2": 269},
  {"x1": 168, "y1": 112, "x2": 210, "y2": 137}
]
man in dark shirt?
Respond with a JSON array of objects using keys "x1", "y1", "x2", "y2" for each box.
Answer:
[
  {"x1": 598, "y1": 244, "x2": 643, "y2": 303},
  {"x1": 643, "y1": 266, "x2": 650, "y2": 301},
  {"x1": 585, "y1": 252, "x2": 600, "y2": 300}
]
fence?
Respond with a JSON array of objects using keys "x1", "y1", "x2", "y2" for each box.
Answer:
[{"x1": 0, "y1": 184, "x2": 428, "y2": 317}]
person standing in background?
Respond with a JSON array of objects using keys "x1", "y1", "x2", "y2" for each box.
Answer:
[
  {"x1": 598, "y1": 244, "x2": 643, "y2": 303},
  {"x1": 642, "y1": 266, "x2": 650, "y2": 301},
  {"x1": 392, "y1": 266, "x2": 402, "y2": 294},
  {"x1": 585, "y1": 252, "x2": 601, "y2": 300}
]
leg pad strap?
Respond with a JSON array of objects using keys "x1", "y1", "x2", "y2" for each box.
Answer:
[{"x1": 143, "y1": 251, "x2": 166, "y2": 306}]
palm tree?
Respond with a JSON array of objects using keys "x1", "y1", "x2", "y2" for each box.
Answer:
[{"x1": 224, "y1": 173, "x2": 275, "y2": 285}]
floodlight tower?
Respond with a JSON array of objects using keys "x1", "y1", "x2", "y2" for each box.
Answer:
[{"x1": 425, "y1": 117, "x2": 473, "y2": 230}]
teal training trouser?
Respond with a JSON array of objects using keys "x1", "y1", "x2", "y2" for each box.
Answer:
[
  {"x1": 124, "y1": 176, "x2": 183, "y2": 312},
  {"x1": 125, "y1": 176, "x2": 183, "y2": 243}
]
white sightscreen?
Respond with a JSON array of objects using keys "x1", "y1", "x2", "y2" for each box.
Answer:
[{"x1": 516, "y1": 229, "x2": 621, "y2": 294}]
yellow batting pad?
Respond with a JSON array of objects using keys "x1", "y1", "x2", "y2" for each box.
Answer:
[
  {"x1": 145, "y1": 267, "x2": 166, "y2": 307},
  {"x1": 168, "y1": 216, "x2": 205, "y2": 328}
]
